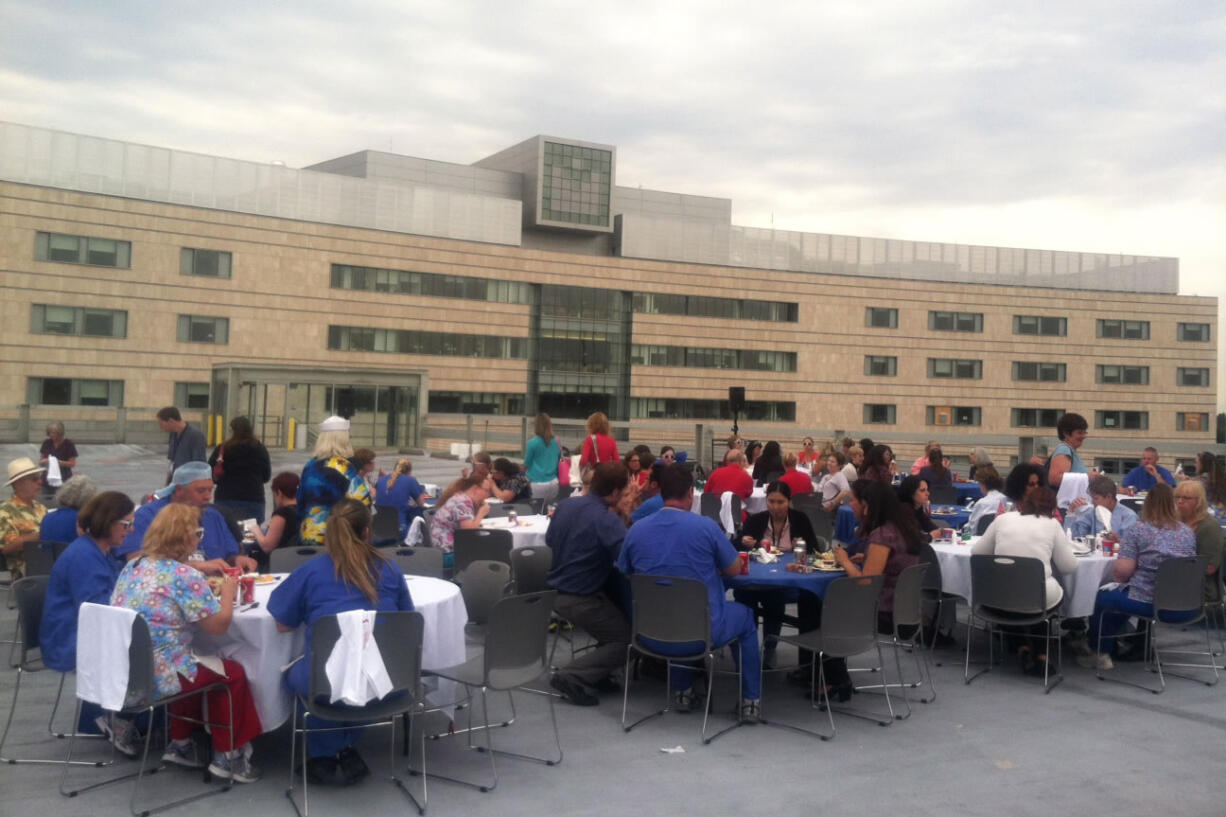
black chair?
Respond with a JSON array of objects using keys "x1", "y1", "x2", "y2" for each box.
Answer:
[
  {"x1": 555, "y1": 484, "x2": 575, "y2": 501},
  {"x1": 289, "y1": 611, "x2": 426, "y2": 816},
  {"x1": 510, "y1": 545, "x2": 552, "y2": 595},
  {"x1": 928, "y1": 485, "x2": 959, "y2": 506},
  {"x1": 698, "y1": 493, "x2": 741, "y2": 538},
  {"x1": 452, "y1": 529, "x2": 513, "y2": 573},
  {"x1": 620, "y1": 574, "x2": 747, "y2": 745},
  {"x1": 23, "y1": 540, "x2": 59, "y2": 577},
  {"x1": 964, "y1": 555, "x2": 1062, "y2": 692},
  {"x1": 775, "y1": 575, "x2": 893, "y2": 739},
  {"x1": 793, "y1": 500, "x2": 834, "y2": 548},
  {"x1": 974, "y1": 514, "x2": 995, "y2": 535},
  {"x1": 270, "y1": 546, "x2": 325, "y2": 574},
  {"x1": 456, "y1": 560, "x2": 513, "y2": 625},
  {"x1": 389, "y1": 547, "x2": 445, "y2": 579},
  {"x1": 371, "y1": 504, "x2": 402, "y2": 546}
]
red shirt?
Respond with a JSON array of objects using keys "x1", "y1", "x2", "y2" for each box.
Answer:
[
  {"x1": 580, "y1": 434, "x2": 619, "y2": 468},
  {"x1": 703, "y1": 465, "x2": 753, "y2": 500},
  {"x1": 780, "y1": 469, "x2": 813, "y2": 496}
]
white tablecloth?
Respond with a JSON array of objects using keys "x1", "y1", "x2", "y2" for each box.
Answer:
[
  {"x1": 480, "y1": 514, "x2": 549, "y2": 549},
  {"x1": 928, "y1": 540, "x2": 1116, "y2": 618},
  {"x1": 195, "y1": 574, "x2": 468, "y2": 730}
]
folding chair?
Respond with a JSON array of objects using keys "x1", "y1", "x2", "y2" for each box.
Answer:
[
  {"x1": 920, "y1": 543, "x2": 962, "y2": 661},
  {"x1": 371, "y1": 505, "x2": 402, "y2": 546},
  {"x1": 850, "y1": 564, "x2": 935, "y2": 718},
  {"x1": 455, "y1": 560, "x2": 513, "y2": 625},
  {"x1": 288, "y1": 611, "x2": 427, "y2": 817},
  {"x1": 388, "y1": 546, "x2": 446, "y2": 579},
  {"x1": 974, "y1": 514, "x2": 995, "y2": 535},
  {"x1": 452, "y1": 529, "x2": 512, "y2": 573},
  {"x1": 270, "y1": 546, "x2": 325, "y2": 574},
  {"x1": 795, "y1": 501, "x2": 834, "y2": 549},
  {"x1": 621, "y1": 574, "x2": 747, "y2": 745},
  {"x1": 510, "y1": 545, "x2": 552, "y2": 595},
  {"x1": 23, "y1": 540, "x2": 59, "y2": 577},
  {"x1": 964, "y1": 555, "x2": 1062, "y2": 693},
  {"x1": 928, "y1": 485, "x2": 958, "y2": 506}
]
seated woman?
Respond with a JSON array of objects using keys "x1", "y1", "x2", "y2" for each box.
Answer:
[
  {"x1": 269, "y1": 499, "x2": 414, "y2": 786},
  {"x1": 917, "y1": 447, "x2": 953, "y2": 489},
  {"x1": 1192, "y1": 451, "x2": 1226, "y2": 518},
  {"x1": 1082, "y1": 483, "x2": 1197, "y2": 669},
  {"x1": 249, "y1": 471, "x2": 301, "y2": 572},
  {"x1": 374, "y1": 458, "x2": 425, "y2": 536},
  {"x1": 429, "y1": 475, "x2": 492, "y2": 566},
  {"x1": 110, "y1": 503, "x2": 262, "y2": 782},
  {"x1": 658, "y1": 445, "x2": 677, "y2": 465},
  {"x1": 796, "y1": 437, "x2": 821, "y2": 468},
  {"x1": 1005, "y1": 463, "x2": 1046, "y2": 506},
  {"x1": 897, "y1": 476, "x2": 940, "y2": 542},
  {"x1": 780, "y1": 452, "x2": 815, "y2": 498},
  {"x1": 744, "y1": 440, "x2": 763, "y2": 472},
  {"x1": 814, "y1": 454, "x2": 849, "y2": 512},
  {"x1": 1174, "y1": 480, "x2": 1224, "y2": 606},
  {"x1": 490, "y1": 458, "x2": 532, "y2": 503},
  {"x1": 971, "y1": 487, "x2": 1077, "y2": 675},
  {"x1": 751, "y1": 441, "x2": 785, "y2": 485},
  {"x1": 861, "y1": 444, "x2": 895, "y2": 485},
  {"x1": 40, "y1": 491, "x2": 136, "y2": 753},
  {"x1": 734, "y1": 481, "x2": 818, "y2": 668},
  {"x1": 968, "y1": 447, "x2": 992, "y2": 482},
  {"x1": 40, "y1": 474, "x2": 97, "y2": 545},
  {"x1": 966, "y1": 465, "x2": 1006, "y2": 535},
  {"x1": 622, "y1": 451, "x2": 649, "y2": 489}
]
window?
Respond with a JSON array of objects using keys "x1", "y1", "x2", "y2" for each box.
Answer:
[
  {"x1": 1095, "y1": 410, "x2": 1149, "y2": 431},
  {"x1": 863, "y1": 404, "x2": 896, "y2": 424},
  {"x1": 27, "y1": 378, "x2": 123, "y2": 407},
  {"x1": 629, "y1": 398, "x2": 795, "y2": 422},
  {"x1": 181, "y1": 248, "x2": 232, "y2": 279},
  {"x1": 1096, "y1": 458, "x2": 1140, "y2": 476},
  {"x1": 927, "y1": 406, "x2": 982, "y2": 426},
  {"x1": 1177, "y1": 368, "x2": 1210, "y2": 387},
  {"x1": 865, "y1": 307, "x2": 898, "y2": 329},
  {"x1": 177, "y1": 315, "x2": 229, "y2": 344},
  {"x1": 928, "y1": 311, "x2": 983, "y2": 332},
  {"x1": 632, "y1": 292, "x2": 797, "y2": 322},
  {"x1": 927, "y1": 358, "x2": 982, "y2": 379},
  {"x1": 428, "y1": 392, "x2": 526, "y2": 415},
  {"x1": 630, "y1": 345, "x2": 797, "y2": 372},
  {"x1": 1177, "y1": 412, "x2": 1210, "y2": 432},
  {"x1": 30, "y1": 305, "x2": 128, "y2": 338},
  {"x1": 1012, "y1": 362, "x2": 1066, "y2": 382},
  {"x1": 35, "y1": 232, "x2": 131, "y2": 268},
  {"x1": 863, "y1": 356, "x2": 897, "y2": 376},
  {"x1": 331, "y1": 264, "x2": 531, "y2": 304},
  {"x1": 1011, "y1": 408, "x2": 1064, "y2": 428},
  {"x1": 1097, "y1": 319, "x2": 1150, "y2": 340},
  {"x1": 1096, "y1": 365, "x2": 1149, "y2": 385},
  {"x1": 1178, "y1": 322, "x2": 1211, "y2": 342},
  {"x1": 1013, "y1": 315, "x2": 1066, "y2": 336},
  {"x1": 327, "y1": 325, "x2": 527, "y2": 359},
  {"x1": 174, "y1": 382, "x2": 211, "y2": 410}
]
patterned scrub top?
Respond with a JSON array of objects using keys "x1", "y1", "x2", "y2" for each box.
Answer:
[
  {"x1": 111, "y1": 557, "x2": 221, "y2": 697},
  {"x1": 297, "y1": 456, "x2": 371, "y2": 546},
  {"x1": 1118, "y1": 521, "x2": 1196, "y2": 603},
  {"x1": 430, "y1": 492, "x2": 476, "y2": 553},
  {"x1": 0, "y1": 496, "x2": 46, "y2": 578}
]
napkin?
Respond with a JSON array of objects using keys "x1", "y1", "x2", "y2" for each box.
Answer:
[
  {"x1": 1095, "y1": 505, "x2": 1114, "y2": 534},
  {"x1": 1056, "y1": 473, "x2": 1090, "y2": 510}
]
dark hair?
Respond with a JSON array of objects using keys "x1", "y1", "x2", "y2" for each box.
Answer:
[
  {"x1": 927, "y1": 447, "x2": 948, "y2": 483},
  {"x1": 1005, "y1": 463, "x2": 1045, "y2": 501},
  {"x1": 224, "y1": 415, "x2": 256, "y2": 450},
  {"x1": 492, "y1": 457, "x2": 521, "y2": 477},
  {"x1": 657, "y1": 463, "x2": 694, "y2": 501},
  {"x1": 632, "y1": 444, "x2": 652, "y2": 458},
  {"x1": 896, "y1": 475, "x2": 926, "y2": 507},
  {"x1": 764, "y1": 480, "x2": 792, "y2": 500},
  {"x1": 589, "y1": 462, "x2": 629, "y2": 498},
  {"x1": 1056, "y1": 412, "x2": 1088, "y2": 442},
  {"x1": 858, "y1": 438, "x2": 875, "y2": 456},
  {"x1": 850, "y1": 479, "x2": 922, "y2": 555},
  {"x1": 753, "y1": 441, "x2": 785, "y2": 481},
  {"x1": 745, "y1": 440, "x2": 763, "y2": 465},
  {"x1": 77, "y1": 490, "x2": 136, "y2": 540},
  {"x1": 156, "y1": 406, "x2": 182, "y2": 422},
  {"x1": 1018, "y1": 486, "x2": 1058, "y2": 518},
  {"x1": 646, "y1": 461, "x2": 666, "y2": 485},
  {"x1": 271, "y1": 471, "x2": 300, "y2": 499},
  {"x1": 1198, "y1": 452, "x2": 1226, "y2": 505},
  {"x1": 975, "y1": 465, "x2": 1004, "y2": 492},
  {"x1": 659, "y1": 445, "x2": 676, "y2": 458}
]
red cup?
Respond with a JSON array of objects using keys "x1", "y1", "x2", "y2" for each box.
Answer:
[
  {"x1": 222, "y1": 565, "x2": 242, "y2": 580},
  {"x1": 738, "y1": 552, "x2": 750, "y2": 574},
  {"x1": 239, "y1": 575, "x2": 256, "y2": 605}
]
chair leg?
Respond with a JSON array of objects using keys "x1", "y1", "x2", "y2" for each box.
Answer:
[
  {"x1": 964, "y1": 615, "x2": 993, "y2": 685},
  {"x1": 1146, "y1": 618, "x2": 1220, "y2": 688},
  {"x1": 393, "y1": 706, "x2": 427, "y2": 815},
  {"x1": 1, "y1": 669, "x2": 108, "y2": 766},
  {"x1": 701, "y1": 644, "x2": 748, "y2": 745}
]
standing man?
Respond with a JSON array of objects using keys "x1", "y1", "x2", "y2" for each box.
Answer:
[
  {"x1": 618, "y1": 464, "x2": 761, "y2": 720},
  {"x1": 1121, "y1": 447, "x2": 1176, "y2": 494},
  {"x1": 157, "y1": 406, "x2": 206, "y2": 481},
  {"x1": 546, "y1": 462, "x2": 631, "y2": 706}
]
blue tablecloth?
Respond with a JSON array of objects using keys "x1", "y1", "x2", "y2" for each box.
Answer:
[
  {"x1": 723, "y1": 557, "x2": 843, "y2": 599},
  {"x1": 955, "y1": 483, "x2": 983, "y2": 502},
  {"x1": 835, "y1": 505, "x2": 971, "y2": 544}
]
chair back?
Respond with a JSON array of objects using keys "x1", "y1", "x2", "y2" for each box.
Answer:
[
  {"x1": 819, "y1": 574, "x2": 884, "y2": 658},
  {"x1": 76, "y1": 603, "x2": 157, "y2": 709},
  {"x1": 270, "y1": 546, "x2": 325, "y2": 574},
  {"x1": 510, "y1": 545, "x2": 553, "y2": 594},
  {"x1": 371, "y1": 505, "x2": 402, "y2": 544},
  {"x1": 11, "y1": 575, "x2": 48, "y2": 663},
  {"x1": 919, "y1": 543, "x2": 944, "y2": 593},
  {"x1": 420, "y1": 509, "x2": 436, "y2": 547},
  {"x1": 969, "y1": 554, "x2": 1047, "y2": 614},
  {"x1": 22, "y1": 541, "x2": 57, "y2": 577},
  {"x1": 482, "y1": 590, "x2": 557, "y2": 690},
  {"x1": 891, "y1": 564, "x2": 928, "y2": 631},
  {"x1": 699, "y1": 493, "x2": 722, "y2": 526},
  {"x1": 929, "y1": 485, "x2": 958, "y2": 506},
  {"x1": 975, "y1": 514, "x2": 995, "y2": 535},
  {"x1": 1152, "y1": 556, "x2": 1207, "y2": 619},
  {"x1": 529, "y1": 498, "x2": 547, "y2": 515},
  {"x1": 453, "y1": 528, "x2": 513, "y2": 572},
  {"x1": 796, "y1": 502, "x2": 834, "y2": 544},
  {"x1": 627, "y1": 574, "x2": 711, "y2": 655},
  {"x1": 456, "y1": 560, "x2": 513, "y2": 624},
  {"x1": 758, "y1": 471, "x2": 784, "y2": 487},
  {"x1": 390, "y1": 546, "x2": 445, "y2": 578},
  {"x1": 307, "y1": 611, "x2": 424, "y2": 717},
  {"x1": 556, "y1": 484, "x2": 575, "y2": 501}
]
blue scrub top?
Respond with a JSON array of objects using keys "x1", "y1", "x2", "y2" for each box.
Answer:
[
  {"x1": 375, "y1": 473, "x2": 424, "y2": 532},
  {"x1": 40, "y1": 535, "x2": 121, "y2": 672},
  {"x1": 267, "y1": 554, "x2": 414, "y2": 665},
  {"x1": 40, "y1": 508, "x2": 79, "y2": 545},
  {"x1": 113, "y1": 497, "x2": 239, "y2": 565},
  {"x1": 630, "y1": 493, "x2": 664, "y2": 522}
]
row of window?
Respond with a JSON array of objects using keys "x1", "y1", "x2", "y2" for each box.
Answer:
[
  {"x1": 28, "y1": 305, "x2": 229, "y2": 345},
  {"x1": 327, "y1": 325, "x2": 527, "y2": 359},
  {"x1": 633, "y1": 292, "x2": 798, "y2": 322},
  {"x1": 630, "y1": 398, "x2": 796, "y2": 422},
  {"x1": 630, "y1": 345, "x2": 797, "y2": 372},
  {"x1": 428, "y1": 392, "x2": 527, "y2": 415},
  {"x1": 861, "y1": 404, "x2": 1207, "y2": 432},
  {"x1": 865, "y1": 306, "x2": 1211, "y2": 342},
  {"x1": 331, "y1": 264, "x2": 531, "y2": 304},
  {"x1": 36, "y1": 231, "x2": 230, "y2": 278},
  {"x1": 863, "y1": 355, "x2": 1210, "y2": 387}
]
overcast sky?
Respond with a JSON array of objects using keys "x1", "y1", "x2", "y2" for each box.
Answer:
[{"x1": 4, "y1": 0, "x2": 1223, "y2": 406}]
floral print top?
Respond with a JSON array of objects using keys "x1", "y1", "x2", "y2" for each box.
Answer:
[
  {"x1": 0, "y1": 495, "x2": 46, "y2": 578},
  {"x1": 1118, "y1": 521, "x2": 1196, "y2": 603},
  {"x1": 111, "y1": 557, "x2": 221, "y2": 697},
  {"x1": 430, "y1": 492, "x2": 476, "y2": 553},
  {"x1": 297, "y1": 456, "x2": 371, "y2": 546}
]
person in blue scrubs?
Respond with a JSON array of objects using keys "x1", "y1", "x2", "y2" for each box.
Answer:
[
  {"x1": 268, "y1": 498, "x2": 414, "y2": 786},
  {"x1": 113, "y1": 461, "x2": 254, "y2": 575},
  {"x1": 373, "y1": 458, "x2": 425, "y2": 538},
  {"x1": 39, "y1": 491, "x2": 137, "y2": 748},
  {"x1": 39, "y1": 475, "x2": 98, "y2": 545}
]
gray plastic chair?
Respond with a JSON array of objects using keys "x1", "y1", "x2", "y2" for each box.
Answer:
[
  {"x1": 698, "y1": 493, "x2": 741, "y2": 537},
  {"x1": 371, "y1": 504, "x2": 402, "y2": 545},
  {"x1": 919, "y1": 543, "x2": 961, "y2": 660},
  {"x1": 22, "y1": 541, "x2": 58, "y2": 577},
  {"x1": 1096, "y1": 555, "x2": 1218, "y2": 693},
  {"x1": 928, "y1": 485, "x2": 959, "y2": 506},
  {"x1": 851, "y1": 564, "x2": 935, "y2": 718},
  {"x1": 510, "y1": 545, "x2": 552, "y2": 594},
  {"x1": 620, "y1": 574, "x2": 747, "y2": 745},
  {"x1": 795, "y1": 501, "x2": 834, "y2": 548},
  {"x1": 456, "y1": 560, "x2": 513, "y2": 625},
  {"x1": 270, "y1": 546, "x2": 325, "y2": 574},
  {"x1": 453, "y1": 529, "x2": 513, "y2": 573},
  {"x1": 974, "y1": 514, "x2": 995, "y2": 535},
  {"x1": 290, "y1": 611, "x2": 426, "y2": 816},
  {"x1": 389, "y1": 546, "x2": 445, "y2": 579},
  {"x1": 419, "y1": 591, "x2": 561, "y2": 793},
  {"x1": 776, "y1": 574, "x2": 892, "y2": 739},
  {"x1": 964, "y1": 555, "x2": 1062, "y2": 693}
]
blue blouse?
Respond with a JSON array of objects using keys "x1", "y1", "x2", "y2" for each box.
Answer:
[{"x1": 40, "y1": 535, "x2": 120, "y2": 672}]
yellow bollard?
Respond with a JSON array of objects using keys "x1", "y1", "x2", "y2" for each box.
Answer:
[
  {"x1": 287, "y1": 418, "x2": 297, "y2": 450},
  {"x1": 214, "y1": 415, "x2": 224, "y2": 445}
]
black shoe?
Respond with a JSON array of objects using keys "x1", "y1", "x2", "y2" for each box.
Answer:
[
  {"x1": 306, "y1": 756, "x2": 349, "y2": 787},
  {"x1": 550, "y1": 673, "x2": 599, "y2": 706},
  {"x1": 786, "y1": 665, "x2": 815, "y2": 687},
  {"x1": 337, "y1": 747, "x2": 370, "y2": 784},
  {"x1": 808, "y1": 682, "x2": 854, "y2": 703},
  {"x1": 593, "y1": 676, "x2": 621, "y2": 694}
]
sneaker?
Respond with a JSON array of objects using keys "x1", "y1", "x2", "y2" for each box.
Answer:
[
  {"x1": 161, "y1": 738, "x2": 205, "y2": 769},
  {"x1": 1066, "y1": 636, "x2": 1094, "y2": 658},
  {"x1": 739, "y1": 698, "x2": 761, "y2": 723},
  {"x1": 209, "y1": 750, "x2": 261, "y2": 784},
  {"x1": 550, "y1": 673, "x2": 599, "y2": 706},
  {"x1": 671, "y1": 688, "x2": 697, "y2": 714},
  {"x1": 1076, "y1": 652, "x2": 1113, "y2": 671},
  {"x1": 94, "y1": 716, "x2": 140, "y2": 759},
  {"x1": 305, "y1": 756, "x2": 349, "y2": 787},
  {"x1": 337, "y1": 747, "x2": 370, "y2": 784}
]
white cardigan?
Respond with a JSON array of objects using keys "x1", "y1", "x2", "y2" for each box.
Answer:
[{"x1": 971, "y1": 512, "x2": 1078, "y2": 609}]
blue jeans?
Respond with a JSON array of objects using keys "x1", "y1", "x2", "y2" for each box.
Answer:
[
  {"x1": 1089, "y1": 586, "x2": 1197, "y2": 655},
  {"x1": 639, "y1": 601, "x2": 761, "y2": 700}
]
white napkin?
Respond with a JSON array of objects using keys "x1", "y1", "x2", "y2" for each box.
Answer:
[
  {"x1": 45, "y1": 455, "x2": 62, "y2": 487},
  {"x1": 719, "y1": 491, "x2": 736, "y2": 536},
  {"x1": 1095, "y1": 505, "x2": 1114, "y2": 534},
  {"x1": 1056, "y1": 473, "x2": 1090, "y2": 509},
  {"x1": 76, "y1": 603, "x2": 135, "y2": 711},
  {"x1": 405, "y1": 515, "x2": 425, "y2": 546},
  {"x1": 325, "y1": 610, "x2": 393, "y2": 705}
]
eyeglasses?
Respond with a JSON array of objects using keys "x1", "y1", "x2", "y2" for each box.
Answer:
[
  {"x1": 194, "y1": 527, "x2": 206, "y2": 541},
  {"x1": 119, "y1": 519, "x2": 134, "y2": 530},
  {"x1": 662, "y1": 453, "x2": 675, "y2": 461}
]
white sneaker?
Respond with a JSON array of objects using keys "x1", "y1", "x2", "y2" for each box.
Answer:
[
  {"x1": 1066, "y1": 636, "x2": 1094, "y2": 658},
  {"x1": 94, "y1": 716, "x2": 140, "y2": 759},
  {"x1": 161, "y1": 738, "x2": 205, "y2": 769},
  {"x1": 671, "y1": 688, "x2": 697, "y2": 713},
  {"x1": 739, "y1": 698, "x2": 761, "y2": 723},
  {"x1": 1076, "y1": 652, "x2": 1113, "y2": 671},
  {"x1": 208, "y1": 750, "x2": 261, "y2": 784}
]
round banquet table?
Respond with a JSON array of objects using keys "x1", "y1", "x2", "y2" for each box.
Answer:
[
  {"x1": 480, "y1": 514, "x2": 549, "y2": 548},
  {"x1": 194, "y1": 573, "x2": 468, "y2": 731},
  {"x1": 955, "y1": 482, "x2": 984, "y2": 503},
  {"x1": 835, "y1": 505, "x2": 970, "y2": 545},
  {"x1": 723, "y1": 557, "x2": 844, "y2": 599}
]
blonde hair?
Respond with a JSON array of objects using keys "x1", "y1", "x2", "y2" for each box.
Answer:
[
  {"x1": 585, "y1": 412, "x2": 610, "y2": 436},
  {"x1": 534, "y1": 412, "x2": 553, "y2": 441},
  {"x1": 142, "y1": 503, "x2": 201, "y2": 562},
  {"x1": 783, "y1": 452, "x2": 798, "y2": 469},
  {"x1": 314, "y1": 429, "x2": 354, "y2": 460},
  {"x1": 324, "y1": 499, "x2": 387, "y2": 604},
  {"x1": 1174, "y1": 480, "x2": 1209, "y2": 529},
  {"x1": 1140, "y1": 483, "x2": 1180, "y2": 529},
  {"x1": 387, "y1": 457, "x2": 413, "y2": 489}
]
